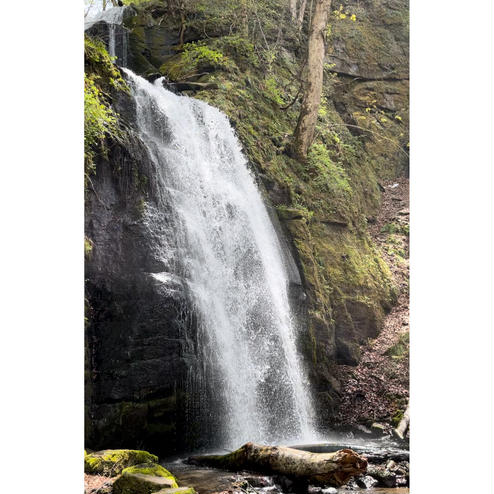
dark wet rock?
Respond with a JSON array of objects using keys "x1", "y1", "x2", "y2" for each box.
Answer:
[
  {"x1": 355, "y1": 475, "x2": 379, "y2": 489},
  {"x1": 84, "y1": 87, "x2": 198, "y2": 455},
  {"x1": 367, "y1": 465, "x2": 396, "y2": 487},
  {"x1": 170, "y1": 81, "x2": 219, "y2": 92},
  {"x1": 241, "y1": 476, "x2": 275, "y2": 488}
]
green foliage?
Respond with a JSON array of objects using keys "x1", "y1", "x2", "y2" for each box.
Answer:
[
  {"x1": 219, "y1": 35, "x2": 259, "y2": 67},
  {"x1": 161, "y1": 41, "x2": 233, "y2": 80},
  {"x1": 307, "y1": 143, "x2": 352, "y2": 196},
  {"x1": 183, "y1": 42, "x2": 228, "y2": 67},
  {"x1": 263, "y1": 76, "x2": 284, "y2": 105},
  {"x1": 84, "y1": 74, "x2": 119, "y2": 184},
  {"x1": 84, "y1": 36, "x2": 126, "y2": 92},
  {"x1": 84, "y1": 36, "x2": 126, "y2": 186}
]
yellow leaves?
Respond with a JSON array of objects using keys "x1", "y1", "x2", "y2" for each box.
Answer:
[
  {"x1": 380, "y1": 117, "x2": 388, "y2": 123},
  {"x1": 333, "y1": 5, "x2": 356, "y2": 21},
  {"x1": 394, "y1": 115, "x2": 403, "y2": 121},
  {"x1": 365, "y1": 107, "x2": 371, "y2": 113}
]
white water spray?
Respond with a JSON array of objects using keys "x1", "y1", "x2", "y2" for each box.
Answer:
[{"x1": 124, "y1": 69, "x2": 317, "y2": 447}]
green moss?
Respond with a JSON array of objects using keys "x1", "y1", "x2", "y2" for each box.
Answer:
[
  {"x1": 84, "y1": 449, "x2": 159, "y2": 476},
  {"x1": 84, "y1": 36, "x2": 127, "y2": 187},
  {"x1": 84, "y1": 236, "x2": 93, "y2": 257},
  {"x1": 122, "y1": 463, "x2": 178, "y2": 487},
  {"x1": 391, "y1": 409, "x2": 404, "y2": 427},
  {"x1": 307, "y1": 142, "x2": 352, "y2": 196}
]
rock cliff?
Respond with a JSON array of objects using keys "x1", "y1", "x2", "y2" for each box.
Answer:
[{"x1": 85, "y1": 0, "x2": 408, "y2": 453}]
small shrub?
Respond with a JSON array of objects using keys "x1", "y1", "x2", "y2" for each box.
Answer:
[
  {"x1": 182, "y1": 42, "x2": 229, "y2": 68},
  {"x1": 264, "y1": 76, "x2": 284, "y2": 105}
]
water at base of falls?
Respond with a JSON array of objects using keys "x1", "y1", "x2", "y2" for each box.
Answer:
[{"x1": 123, "y1": 68, "x2": 318, "y2": 448}]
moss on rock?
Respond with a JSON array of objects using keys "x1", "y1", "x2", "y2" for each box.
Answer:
[
  {"x1": 122, "y1": 463, "x2": 178, "y2": 487},
  {"x1": 84, "y1": 449, "x2": 159, "y2": 476},
  {"x1": 113, "y1": 471, "x2": 178, "y2": 494}
]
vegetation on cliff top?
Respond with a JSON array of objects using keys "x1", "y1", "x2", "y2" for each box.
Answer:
[{"x1": 84, "y1": 36, "x2": 127, "y2": 187}]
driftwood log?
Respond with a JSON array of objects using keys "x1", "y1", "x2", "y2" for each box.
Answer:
[
  {"x1": 188, "y1": 442, "x2": 368, "y2": 487},
  {"x1": 394, "y1": 404, "x2": 410, "y2": 440}
]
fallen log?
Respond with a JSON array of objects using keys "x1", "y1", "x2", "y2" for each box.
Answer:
[
  {"x1": 188, "y1": 442, "x2": 367, "y2": 487},
  {"x1": 394, "y1": 404, "x2": 410, "y2": 440}
]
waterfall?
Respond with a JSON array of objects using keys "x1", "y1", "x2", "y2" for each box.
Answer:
[
  {"x1": 123, "y1": 69, "x2": 317, "y2": 448},
  {"x1": 85, "y1": 6, "x2": 129, "y2": 66}
]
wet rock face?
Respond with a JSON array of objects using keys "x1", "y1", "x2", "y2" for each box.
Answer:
[
  {"x1": 84, "y1": 80, "x2": 310, "y2": 455},
  {"x1": 85, "y1": 89, "x2": 194, "y2": 454}
]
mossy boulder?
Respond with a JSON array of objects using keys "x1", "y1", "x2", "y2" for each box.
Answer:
[
  {"x1": 122, "y1": 463, "x2": 178, "y2": 487},
  {"x1": 84, "y1": 449, "x2": 159, "y2": 476},
  {"x1": 113, "y1": 470, "x2": 178, "y2": 494}
]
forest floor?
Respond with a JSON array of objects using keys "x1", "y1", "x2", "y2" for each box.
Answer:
[
  {"x1": 84, "y1": 473, "x2": 115, "y2": 494},
  {"x1": 334, "y1": 178, "x2": 409, "y2": 429}
]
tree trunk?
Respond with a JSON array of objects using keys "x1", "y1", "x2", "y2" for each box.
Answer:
[
  {"x1": 289, "y1": 0, "x2": 298, "y2": 20},
  {"x1": 188, "y1": 442, "x2": 367, "y2": 487},
  {"x1": 291, "y1": 0, "x2": 331, "y2": 161},
  {"x1": 296, "y1": 0, "x2": 308, "y2": 30},
  {"x1": 394, "y1": 404, "x2": 410, "y2": 440}
]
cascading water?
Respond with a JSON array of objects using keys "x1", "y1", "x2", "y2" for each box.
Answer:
[
  {"x1": 85, "y1": 6, "x2": 129, "y2": 66},
  {"x1": 123, "y1": 68, "x2": 317, "y2": 448}
]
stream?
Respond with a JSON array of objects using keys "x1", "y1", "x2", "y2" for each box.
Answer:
[{"x1": 163, "y1": 438, "x2": 409, "y2": 494}]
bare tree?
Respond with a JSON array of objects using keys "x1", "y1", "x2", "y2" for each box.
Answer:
[
  {"x1": 289, "y1": 0, "x2": 298, "y2": 20},
  {"x1": 291, "y1": 0, "x2": 331, "y2": 161},
  {"x1": 296, "y1": 0, "x2": 308, "y2": 30}
]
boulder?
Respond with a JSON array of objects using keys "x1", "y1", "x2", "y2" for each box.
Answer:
[
  {"x1": 113, "y1": 472, "x2": 177, "y2": 494},
  {"x1": 121, "y1": 463, "x2": 178, "y2": 487},
  {"x1": 84, "y1": 450, "x2": 159, "y2": 476},
  {"x1": 355, "y1": 475, "x2": 379, "y2": 489}
]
